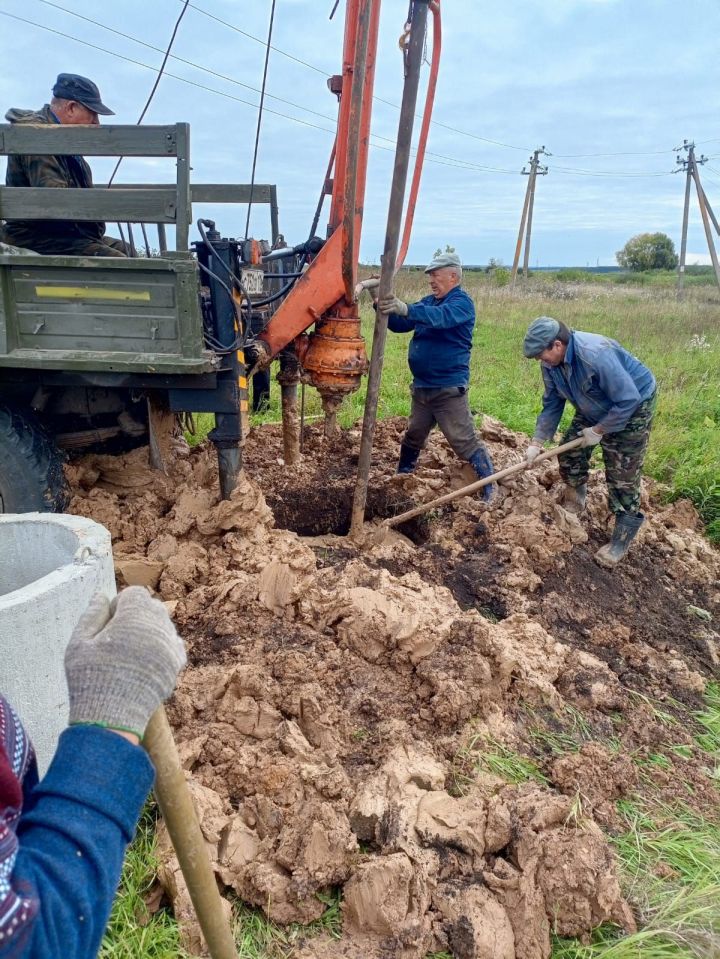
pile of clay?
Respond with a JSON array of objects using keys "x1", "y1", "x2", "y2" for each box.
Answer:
[{"x1": 66, "y1": 417, "x2": 719, "y2": 957}]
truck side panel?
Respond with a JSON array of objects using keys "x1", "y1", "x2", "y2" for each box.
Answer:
[{"x1": 0, "y1": 255, "x2": 214, "y2": 374}]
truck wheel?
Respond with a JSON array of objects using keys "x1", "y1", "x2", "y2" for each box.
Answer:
[{"x1": 0, "y1": 405, "x2": 68, "y2": 513}]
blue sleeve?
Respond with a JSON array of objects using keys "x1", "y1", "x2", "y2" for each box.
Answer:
[
  {"x1": 593, "y1": 350, "x2": 642, "y2": 433},
  {"x1": 534, "y1": 369, "x2": 566, "y2": 440},
  {"x1": 387, "y1": 312, "x2": 416, "y2": 333},
  {"x1": 4, "y1": 726, "x2": 154, "y2": 959},
  {"x1": 406, "y1": 294, "x2": 474, "y2": 331}
]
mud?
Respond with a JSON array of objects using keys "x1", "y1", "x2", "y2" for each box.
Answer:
[{"x1": 66, "y1": 416, "x2": 719, "y2": 958}]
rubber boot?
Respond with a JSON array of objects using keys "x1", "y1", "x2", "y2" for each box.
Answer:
[
  {"x1": 595, "y1": 512, "x2": 644, "y2": 569},
  {"x1": 397, "y1": 442, "x2": 420, "y2": 474},
  {"x1": 560, "y1": 483, "x2": 587, "y2": 515},
  {"x1": 469, "y1": 446, "x2": 495, "y2": 503}
]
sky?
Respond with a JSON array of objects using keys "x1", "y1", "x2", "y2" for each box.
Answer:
[{"x1": 1, "y1": 0, "x2": 720, "y2": 266}]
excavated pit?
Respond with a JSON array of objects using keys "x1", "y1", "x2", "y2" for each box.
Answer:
[{"x1": 64, "y1": 416, "x2": 720, "y2": 959}]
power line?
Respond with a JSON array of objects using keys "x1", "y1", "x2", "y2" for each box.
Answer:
[
  {"x1": 0, "y1": 9, "x2": 684, "y2": 182},
  {"x1": 245, "y1": 0, "x2": 276, "y2": 238},
  {"x1": 108, "y1": 0, "x2": 190, "y2": 185},
  {"x1": 32, "y1": 0, "x2": 346, "y2": 128},
  {"x1": 0, "y1": 9, "x2": 524, "y2": 177},
  {"x1": 553, "y1": 148, "x2": 676, "y2": 158},
  {"x1": 176, "y1": 0, "x2": 533, "y2": 153}
]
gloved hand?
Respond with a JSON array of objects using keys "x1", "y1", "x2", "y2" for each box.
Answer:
[
  {"x1": 378, "y1": 294, "x2": 409, "y2": 317},
  {"x1": 65, "y1": 587, "x2": 187, "y2": 740},
  {"x1": 581, "y1": 426, "x2": 603, "y2": 447},
  {"x1": 354, "y1": 276, "x2": 380, "y2": 298},
  {"x1": 525, "y1": 442, "x2": 543, "y2": 464}
]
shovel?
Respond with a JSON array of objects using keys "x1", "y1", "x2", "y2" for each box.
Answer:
[
  {"x1": 383, "y1": 436, "x2": 585, "y2": 529},
  {"x1": 143, "y1": 708, "x2": 238, "y2": 959}
]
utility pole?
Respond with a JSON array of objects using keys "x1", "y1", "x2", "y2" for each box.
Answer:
[
  {"x1": 675, "y1": 140, "x2": 720, "y2": 296},
  {"x1": 511, "y1": 146, "x2": 549, "y2": 284}
]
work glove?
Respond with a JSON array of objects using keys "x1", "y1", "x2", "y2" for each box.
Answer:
[
  {"x1": 65, "y1": 587, "x2": 187, "y2": 740},
  {"x1": 525, "y1": 442, "x2": 544, "y2": 464},
  {"x1": 378, "y1": 294, "x2": 409, "y2": 317},
  {"x1": 354, "y1": 276, "x2": 380, "y2": 298},
  {"x1": 581, "y1": 426, "x2": 603, "y2": 447}
]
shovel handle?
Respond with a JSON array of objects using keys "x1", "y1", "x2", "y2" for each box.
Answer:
[
  {"x1": 144, "y1": 707, "x2": 238, "y2": 959},
  {"x1": 383, "y1": 436, "x2": 585, "y2": 529}
]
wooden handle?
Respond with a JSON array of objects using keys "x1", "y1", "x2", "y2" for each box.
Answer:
[{"x1": 383, "y1": 436, "x2": 585, "y2": 529}]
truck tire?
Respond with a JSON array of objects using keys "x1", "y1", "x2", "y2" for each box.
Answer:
[{"x1": 0, "y1": 405, "x2": 68, "y2": 513}]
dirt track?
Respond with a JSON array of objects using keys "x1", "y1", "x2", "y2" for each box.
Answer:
[{"x1": 67, "y1": 418, "x2": 720, "y2": 958}]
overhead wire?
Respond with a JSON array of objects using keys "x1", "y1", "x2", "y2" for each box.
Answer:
[
  {"x1": 0, "y1": 9, "x2": 523, "y2": 177},
  {"x1": 244, "y1": 0, "x2": 277, "y2": 239},
  {"x1": 107, "y1": 0, "x2": 190, "y2": 185},
  {"x1": 0, "y1": 8, "x2": 683, "y2": 181},
  {"x1": 24, "y1": 2, "x2": 524, "y2": 174}
]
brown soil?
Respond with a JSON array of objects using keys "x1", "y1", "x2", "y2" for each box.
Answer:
[{"x1": 66, "y1": 416, "x2": 720, "y2": 958}]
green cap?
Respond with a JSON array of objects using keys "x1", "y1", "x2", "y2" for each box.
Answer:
[
  {"x1": 523, "y1": 316, "x2": 560, "y2": 358},
  {"x1": 424, "y1": 252, "x2": 461, "y2": 273}
]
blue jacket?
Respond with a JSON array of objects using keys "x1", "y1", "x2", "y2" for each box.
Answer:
[
  {"x1": 1, "y1": 716, "x2": 153, "y2": 959},
  {"x1": 387, "y1": 286, "x2": 475, "y2": 388},
  {"x1": 534, "y1": 330, "x2": 656, "y2": 440}
]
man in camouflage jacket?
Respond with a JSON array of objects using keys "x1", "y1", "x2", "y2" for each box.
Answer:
[{"x1": 0, "y1": 74, "x2": 128, "y2": 257}]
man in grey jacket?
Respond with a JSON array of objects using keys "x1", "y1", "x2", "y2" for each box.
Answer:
[{"x1": 523, "y1": 316, "x2": 657, "y2": 568}]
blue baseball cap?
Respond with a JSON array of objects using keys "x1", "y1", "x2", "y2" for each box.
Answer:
[{"x1": 52, "y1": 73, "x2": 114, "y2": 116}]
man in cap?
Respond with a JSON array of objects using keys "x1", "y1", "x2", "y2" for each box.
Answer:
[
  {"x1": 0, "y1": 74, "x2": 129, "y2": 257},
  {"x1": 376, "y1": 252, "x2": 495, "y2": 499},
  {"x1": 523, "y1": 316, "x2": 657, "y2": 568}
]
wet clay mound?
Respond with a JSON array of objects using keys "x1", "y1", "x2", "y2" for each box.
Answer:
[{"x1": 64, "y1": 419, "x2": 719, "y2": 957}]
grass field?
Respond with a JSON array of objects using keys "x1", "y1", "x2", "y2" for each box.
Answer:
[{"x1": 193, "y1": 271, "x2": 720, "y2": 540}]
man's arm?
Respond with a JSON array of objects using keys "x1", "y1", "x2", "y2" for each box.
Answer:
[
  {"x1": 4, "y1": 729, "x2": 153, "y2": 959},
  {"x1": 21, "y1": 155, "x2": 72, "y2": 190},
  {"x1": 533, "y1": 369, "x2": 567, "y2": 440},
  {"x1": 406, "y1": 294, "x2": 474, "y2": 331},
  {"x1": 591, "y1": 350, "x2": 643, "y2": 433},
  {"x1": 373, "y1": 300, "x2": 416, "y2": 333},
  {"x1": 0, "y1": 587, "x2": 185, "y2": 959},
  {"x1": 387, "y1": 312, "x2": 416, "y2": 333}
]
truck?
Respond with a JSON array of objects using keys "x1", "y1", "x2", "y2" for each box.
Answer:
[{"x1": 0, "y1": 0, "x2": 439, "y2": 514}]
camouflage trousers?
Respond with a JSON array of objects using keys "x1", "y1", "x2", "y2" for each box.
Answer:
[{"x1": 558, "y1": 392, "x2": 657, "y2": 515}]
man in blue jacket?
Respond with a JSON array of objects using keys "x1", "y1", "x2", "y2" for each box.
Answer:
[
  {"x1": 377, "y1": 252, "x2": 495, "y2": 501},
  {"x1": 523, "y1": 316, "x2": 657, "y2": 568}
]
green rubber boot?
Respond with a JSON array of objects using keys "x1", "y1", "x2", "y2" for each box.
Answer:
[{"x1": 595, "y1": 512, "x2": 644, "y2": 569}]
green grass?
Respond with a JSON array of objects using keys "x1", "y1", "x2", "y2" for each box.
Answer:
[
  {"x1": 100, "y1": 807, "x2": 189, "y2": 959},
  {"x1": 198, "y1": 277, "x2": 719, "y2": 540}
]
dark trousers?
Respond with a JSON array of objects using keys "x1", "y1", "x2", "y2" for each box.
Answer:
[
  {"x1": 558, "y1": 393, "x2": 657, "y2": 515},
  {"x1": 0, "y1": 226, "x2": 128, "y2": 257},
  {"x1": 404, "y1": 386, "x2": 481, "y2": 461}
]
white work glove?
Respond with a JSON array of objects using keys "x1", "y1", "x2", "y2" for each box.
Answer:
[
  {"x1": 354, "y1": 276, "x2": 380, "y2": 298},
  {"x1": 581, "y1": 426, "x2": 603, "y2": 447},
  {"x1": 65, "y1": 587, "x2": 186, "y2": 740},
  {"x1": 378, "y1": 294, "x2": 409, "y2": 317},
  {"x1": 525, "y1": 442, "x2": 543, "y2": 464}
]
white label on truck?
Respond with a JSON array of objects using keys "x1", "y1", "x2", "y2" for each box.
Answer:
[{"x1": 241, "y1": 269, "x2": 264, "y2": 296}]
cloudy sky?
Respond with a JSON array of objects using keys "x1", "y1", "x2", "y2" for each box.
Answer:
[{"x1": 1, "y1": 0, "x2": 719, "y2": 266}]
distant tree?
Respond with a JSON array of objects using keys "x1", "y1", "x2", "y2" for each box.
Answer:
[
  {"x1": 433, "y1": 243, "x2": 456, "y2": 258},
  {"x1": 616, "y1": 233, "x2": 678, "y2": 271},
  {"x1": 485, "y1": 257, "x2": 503, "y2": 274}
]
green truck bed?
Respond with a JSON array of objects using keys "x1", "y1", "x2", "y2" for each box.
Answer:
[{"x1": 0, "y1": 254, "x2": 216, "y2": 374}]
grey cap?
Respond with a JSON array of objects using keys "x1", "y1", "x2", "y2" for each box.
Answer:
[
  {"x1": 52, "y1": 73, "x2": 114, "y2": 116},
  {"x1": 523, "y1": 316, "x2": 561, "y2": 358},
  {"x1": 424, "y1": 251, "x2": 462, "y2": 273}
]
